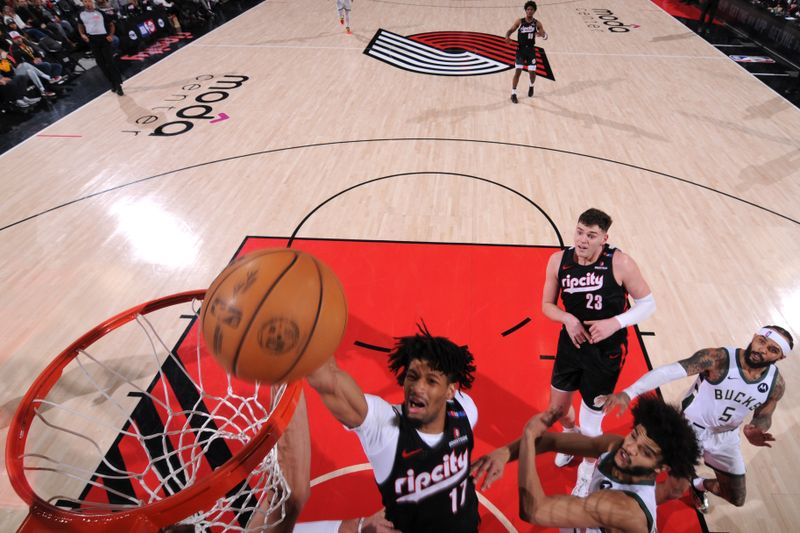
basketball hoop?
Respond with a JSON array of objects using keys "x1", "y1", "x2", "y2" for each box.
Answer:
[{"x1": 6, "y1": 290, "x2": 302, "y2": 532}]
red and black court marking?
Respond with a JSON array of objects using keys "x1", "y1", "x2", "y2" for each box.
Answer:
[
  {"x1": 364, "y1": 29, "x2": 555, "y2": 80},
  {"x1": 74, "y1": 236, "x2": 705, "y2": 532}
]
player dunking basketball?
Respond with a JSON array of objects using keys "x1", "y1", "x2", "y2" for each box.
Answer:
[
  {"x1": 506, "y1": 1, "x2": 547, "y2": 103},
  {"x1": 541, "y1": 208, "x2": 656, "y2": 496},
  {"x1": 305, "y1": 324, "x2": 480, "y2": 532}
]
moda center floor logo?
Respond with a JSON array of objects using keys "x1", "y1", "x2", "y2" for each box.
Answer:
[
  {"x1": 576, "y1": 8, "x2": 640, "y2": 32},
  {"x1": 364, "y1": 29, "x2": 555, "y2": 80}
]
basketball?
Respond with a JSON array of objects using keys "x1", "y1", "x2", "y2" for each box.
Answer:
[{"x1": 200, "y1": 248, "x2": 348, "y2": 383}]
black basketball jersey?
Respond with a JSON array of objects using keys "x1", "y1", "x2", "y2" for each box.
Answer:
[
  {"x1": 517, "y1": 17, "x2": 537, "y2": 50},
  {"x1": 558, "y1": 244, "x2": 628, "y2": 332},
  {"x1": 378, "y1": 398, "x2": 479, "y2": 533}
]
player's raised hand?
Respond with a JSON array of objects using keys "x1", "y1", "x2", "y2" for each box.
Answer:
[
  {"x1": 743, "y1": 424, "x2": 775, "y2": 447},
  {"x1": 584, "y1": 317, "x2": 622, "y2": 344},
  {"x1": 564, "y1": 314, "x2": 590, "y2": 348},
  {"x1": 359, "y1": 509, "x2": 400, "y2": 533},
  {"x1": 594, "y1": 392, "x2": 631, "y2": 415},
  {"x1": 470, "y1": 447, "x2": 511, "y2": 490}
]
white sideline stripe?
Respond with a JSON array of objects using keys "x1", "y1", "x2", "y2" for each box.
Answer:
[
  {"x1": 477, "y1": 492, "x2": 518, "y2": 532},
  {"x1": 551, "y1": 51, "x2": 724, "y2": 60},
  {"x1": 194, "y1": 43, "x2": 363, "y2": 50},
  {"x1": 310, "y1": 462, "x2": 517, "y2": 531},
  {"x1": 196, "y1": 41, "x2": 724, "y2": 61},
  {"x1": 310, "y1": 462, "x2": 373, "y2": 487}
]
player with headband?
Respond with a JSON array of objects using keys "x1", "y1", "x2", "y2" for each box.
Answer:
[{"x1": 597, "y1": 325, "x2": 792, "y2": 512}]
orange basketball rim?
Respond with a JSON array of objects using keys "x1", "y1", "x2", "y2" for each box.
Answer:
[{"x1": 6, "y1": 290, "x2": 302, "y2": 532}]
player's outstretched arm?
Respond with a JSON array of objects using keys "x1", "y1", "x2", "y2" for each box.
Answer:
[
  {"x1": 471, "y1": 439, "x2": 520, "y2": 490},
  {"x1": 306, "y1": 356, "x2": 368, "y2": 429},
  {"x1": 744, "y1": 372, "x2": 785, "y2": 447},
  {"x1": 596, "y1": 347, "x2": 726, "y2": 415}
]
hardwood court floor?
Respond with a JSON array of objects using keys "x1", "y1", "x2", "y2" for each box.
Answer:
[{"x1": 0, "y1": 0, "x2": 798, "y2": 531}]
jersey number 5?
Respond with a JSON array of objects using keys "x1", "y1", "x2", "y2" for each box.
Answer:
[
  {"x1": 585, "y1": 294, "x2": 603, "y2": 310},
  {"x1": 719, "y1": 405, "x2": 735, "y2": 423},
  {"x1": 449, "y1": 479, "x2": 468, "y2": 514}
]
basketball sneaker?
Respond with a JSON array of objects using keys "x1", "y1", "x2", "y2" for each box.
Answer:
[
  {"x1": 511, "y1": 93, "x2": 518, "y2": 104},
  {"x1": 555, "y1": 426, "x2": 580, "y2": 467},
  {"x1": 339, "y1": 16, "x2": 344, "y2": 25},
  {"x1": 571, "y1": 461, "x2": 594, "y2": 498},
  {"x1": 528, "y1": 85, "x2": 534, "y2": 97},
  {"x1": 691, "y1": 486, "x2": 709, "y2": 513},
  {"x1": 346, "y1": 26, "x2": 352, "y2": 34}
]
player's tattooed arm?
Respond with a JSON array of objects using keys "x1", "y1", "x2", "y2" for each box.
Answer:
[
  {"x1": 751, "y1": 372, "x2": 785, "y2": 432},
  {"x1": 677, "y1": 347, "x2": 726, "y2": 378}
]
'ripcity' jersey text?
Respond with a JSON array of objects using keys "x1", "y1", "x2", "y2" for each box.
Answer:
[
  {"x1": 517, "y1": 17, "x2": 538, "y2": 49},
  {"x1": 558, "y1": 245, "x2": 628, "y2": 328},
  {"x1": 378, "y1": 397, "x2": 479, "y2": 533}
]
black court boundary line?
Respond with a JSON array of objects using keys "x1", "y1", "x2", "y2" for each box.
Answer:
[
  {"x1": 2, "y1": 137, "x2": 796, "y2": 234},
  {"x1": 247, "y1": 234, "x2": 565, "y2": 249},
  {"x1": 281, "y1": 170, "x2": 563, "y2": 248}
]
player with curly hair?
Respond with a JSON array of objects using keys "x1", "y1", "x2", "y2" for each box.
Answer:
[
  {"x1": 307, "y1": 323, "x2": 480, "y2": 532},
  {"x1": 472, "y1": 396, "x2": 700, "y2": 533}
]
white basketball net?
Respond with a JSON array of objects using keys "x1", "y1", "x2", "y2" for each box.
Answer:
[{"x1": 19, "y1": 298, "x2": 290, "y2": 531}]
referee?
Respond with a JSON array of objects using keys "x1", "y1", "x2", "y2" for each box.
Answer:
[{"x1": 78, "y1": 0, "x2": 123, "y2": 95}]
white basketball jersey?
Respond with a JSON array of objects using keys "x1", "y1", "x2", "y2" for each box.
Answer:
[
  {"x1": 682, "y1": 347, "x2": 777, "y2": 432},
  {"x1": 560, "y1": 452, "x2": 657, "y2": 533}
]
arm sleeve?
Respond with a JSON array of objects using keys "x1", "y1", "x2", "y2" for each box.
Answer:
[
  {"x1": 615, "y1": 293, "x2": 655, "y2": 328},
  {"x1": 622, "y1": 362, "x2": 687, "y2": 400}
]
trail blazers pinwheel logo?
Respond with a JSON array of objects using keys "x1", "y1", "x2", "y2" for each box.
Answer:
[{"x1": 364, "y1": 29, "x2": 555, "y2": 80}]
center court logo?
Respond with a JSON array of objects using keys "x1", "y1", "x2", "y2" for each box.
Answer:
[
  {"x1": 364, "y1": 29, "x2": 555, "y2": 80},
  {"x1": 577, "y1": 8, "x2": 640, "y2": 32}
]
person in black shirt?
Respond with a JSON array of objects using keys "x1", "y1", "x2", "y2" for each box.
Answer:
[
  {"x1": 505, "y1": 1, "x2": 547, "y2": 103},
  {"x1": 78, "y1": 0, "x2": 123, "y2": 95},
  {"x1": 540, "y1": 208, "x2": 656, "y2": 496}
]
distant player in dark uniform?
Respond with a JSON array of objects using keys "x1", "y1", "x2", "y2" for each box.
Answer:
[
  {"x1": 540, "y1": 208, "x2": 656, "y2": 496},
  {"x1": 599, "y1": 325, "x2": 792, "y2": 513},
  {"x1": 306, "y1": 324, "x2": 480, "y2": 533},
  {"x1": 505, "y1": 1, "x2": 547, "y2": 103}
]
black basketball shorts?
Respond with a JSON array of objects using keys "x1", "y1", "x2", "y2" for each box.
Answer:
[
  {"x1": 550, "y1": 328, "x2": 628, "y2": 410},
  {"x1": 515, "y1": 47, "x2": 536, "y2": 69}
]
